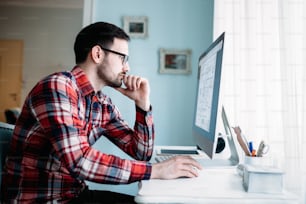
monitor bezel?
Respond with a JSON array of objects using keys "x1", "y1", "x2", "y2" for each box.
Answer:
[{"x1": 192, "y1": 32, "x2": 225, "y2": 159}]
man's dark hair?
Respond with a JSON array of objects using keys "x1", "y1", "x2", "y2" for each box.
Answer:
[{"x1": 74, "y1": 22, "x2": 130, "y2": 64}]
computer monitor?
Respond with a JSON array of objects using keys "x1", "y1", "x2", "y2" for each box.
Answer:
[
  {"x1": 156, "y1": 32, "x2": 239, "y2": 166},
  {"x1": 192, "y1": 32, "x2": 226, "y2": 159}
]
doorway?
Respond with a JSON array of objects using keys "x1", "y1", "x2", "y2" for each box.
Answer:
[{"x1": 0, "y1": 40, "x2": 23, "y2": 122}]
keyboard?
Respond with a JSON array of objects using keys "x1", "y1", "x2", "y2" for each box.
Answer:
[
  {"x1": 155, "y1": 148, "x2": 200, "y2": 163},
  {"x1": 155, "y1": 155, "x2": 175, "y2": 163},
  {"x1": 154, "y1": 154, "x2": 238, "y2": 168}
]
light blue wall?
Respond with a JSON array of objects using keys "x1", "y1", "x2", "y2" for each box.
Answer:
[{"x1": 88, "y1": 0, "x2": 214, "y2": 195}]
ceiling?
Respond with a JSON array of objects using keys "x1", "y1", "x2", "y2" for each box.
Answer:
[{"x1": 0, "y1": 0, "x2": 83, "y2": 9}]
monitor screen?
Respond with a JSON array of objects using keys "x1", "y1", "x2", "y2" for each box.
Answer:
[{"x1": 193, "y1": 32, "x2": 225, "y2": 159}]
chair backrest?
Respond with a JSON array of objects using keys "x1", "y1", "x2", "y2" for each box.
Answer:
[
  {"x1": 0, "y1": 122, "x2": 14, "y2": 196},
  {"x1": 5, "y1": 109, "x2": 20, "y2": 125}
]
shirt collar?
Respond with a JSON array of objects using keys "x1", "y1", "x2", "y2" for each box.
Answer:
[
  {"x1": 71, "y1": 66, "x2": 109, "y2": 102},
  {"x1": 71, "y1": 66, "x2": 95, "y2": 97}
]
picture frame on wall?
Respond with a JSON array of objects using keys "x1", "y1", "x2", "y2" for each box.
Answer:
[
  {"x1": 159, "y1": 48, "x2": 192, "y2": 74},
  {"x1": 123, "y1": 16, "x2": 148, "y2": 38}
]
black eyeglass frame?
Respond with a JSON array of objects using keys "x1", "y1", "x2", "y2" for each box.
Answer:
[{"x1": 97, "y1": 44, "x2": 129, "y2": 65}]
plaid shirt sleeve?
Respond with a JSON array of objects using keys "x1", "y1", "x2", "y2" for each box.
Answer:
[
  {"x1": 101, "y1": 103, "x2": 155, "y2": 182},
  {"x1": 29, "y1": 73, "x2": 154, "y2": 184}
]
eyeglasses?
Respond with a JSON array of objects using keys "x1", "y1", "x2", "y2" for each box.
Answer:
[{"x1": 98, "y1": 44, "x2": 129, "y2": 65}]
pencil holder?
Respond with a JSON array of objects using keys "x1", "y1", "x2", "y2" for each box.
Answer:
[{"x1": 244, "y1": 156, "x2": 272, "y2": 167}]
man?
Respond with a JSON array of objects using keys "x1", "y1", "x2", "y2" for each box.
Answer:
[{"x1": 1, "y1": 22, "x2": 201, "y2": 203}]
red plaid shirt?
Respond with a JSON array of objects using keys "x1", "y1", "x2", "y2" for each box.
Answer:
[{"x1": 1, "y1": 67, "x2": 154, "y2": 203}]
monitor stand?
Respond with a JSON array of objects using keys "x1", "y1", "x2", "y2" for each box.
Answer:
[
  {"x1": 155, "y1": 107, "x2": 240, "y2": 168},
  {"x1": 195, "y1": 106, "x2": 240, "y2": 168}
]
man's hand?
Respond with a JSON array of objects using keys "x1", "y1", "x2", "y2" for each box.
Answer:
[
  {"x1": 115, "y1": 75, "x2": 151, "y2": 111},
  {"x1": 151, "y1": 156, "x2": 203, "y2": 179}
]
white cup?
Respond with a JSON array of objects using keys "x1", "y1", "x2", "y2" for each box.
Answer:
[{"x1": 244, "y1": 156, "x2": 272, "y2": 167}]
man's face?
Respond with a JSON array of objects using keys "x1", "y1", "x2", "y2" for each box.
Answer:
[{"x1": 97, "y1": 38, "x2": 130, "y2": 88}]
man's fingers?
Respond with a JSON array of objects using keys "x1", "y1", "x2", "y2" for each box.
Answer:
[
  {"x1": 151, "y1": 155, "x2": 202, "y2": 180},
  {"x1": 180, "y1": 156, "x2": 202, "y2": 170},
  {"x1": 170, "y1": 156, "x2": 202, "y2": 177},
  {"x1": 123, "y1": 75, "x2": 142, "y2": 90},
  {"x1": 136, "y1": 77, "x2": 142, "y2": 89}
]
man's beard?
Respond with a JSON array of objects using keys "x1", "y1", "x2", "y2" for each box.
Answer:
[
  {"x1": 108, "y1": 78, "x2": 122, "y2": 88},
  {"x1": 97, "y1": 65, "x2": 124, "y2": 88}
]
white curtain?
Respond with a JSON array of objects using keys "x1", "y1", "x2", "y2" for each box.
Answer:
[{"x1": 214, "y1": 0, "x2": 305, "y2": 203}]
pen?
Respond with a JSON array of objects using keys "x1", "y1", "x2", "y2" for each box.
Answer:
[
  {"x1": 248, "y1": 141, "x2": 253, "y2": 153},
  {"x1": 251, "y1": 149, "x2": 256, "y2": 157}
]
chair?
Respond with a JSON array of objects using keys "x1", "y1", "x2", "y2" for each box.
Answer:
[
  {"x1": 0, "y1": 122, "x2": 14, "y2": 198},
  {"x1": 4, "y1": 108, "x2": 20, "y2": 125}
]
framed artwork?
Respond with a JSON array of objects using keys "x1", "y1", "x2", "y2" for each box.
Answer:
[
  {"x1": 159, "y1": 48, "x2": 192, "y2": 74},
  {"x1": 123, "y1": 16, "x2": 148, "y2": 38}
]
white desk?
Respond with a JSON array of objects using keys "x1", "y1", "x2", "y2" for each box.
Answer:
[{"x1": 135, "y1": 165, "x2": 298, "y2": 204}]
